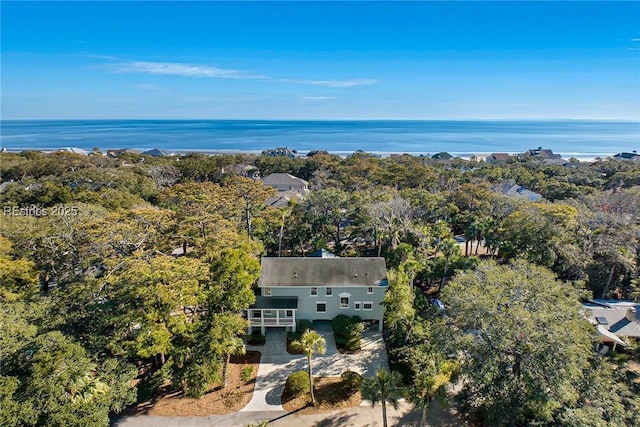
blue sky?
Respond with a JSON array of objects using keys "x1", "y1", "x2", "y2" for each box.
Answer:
[{"x1": 2, "y1": 1, "x2": 639, "y2": 120}]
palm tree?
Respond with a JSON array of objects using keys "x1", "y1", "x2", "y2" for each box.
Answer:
[
  {"x1": 292, "y1": 329, "x2": 326, "y2": 404},
  {"x1": 406, "y1": 359, "x2": 458, "y2": 427},
  {"x1": 222, "y1": 336, "x2": 246, "y2": 388},
  {"x1": 361, "y1": 368, "x2": 403, "y2": 427}
]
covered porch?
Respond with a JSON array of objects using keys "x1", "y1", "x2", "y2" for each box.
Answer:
[{"x1": 247, "y1": 296, "x2": 298, "y2": 335}]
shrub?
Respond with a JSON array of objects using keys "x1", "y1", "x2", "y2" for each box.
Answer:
[
  {"x1": 247, "y1": 331, "x2": 266, "y2": 345},
  {"x1": 332, "y1": 315, "x2": 364, "y2": 352},
  {"x1": 341, "y1": 370, "x2": 362, "y2": 392},
  {"x1": 297, "y1": 319, "x2": 313, "y2": 333},
  {"x1": 284, "y1": 370, "x2": 310, "y2": 397},
  {"x1": 240, "y1": 365, "x2": 253, "y2": 382},
  {"x1": 331, "y1": 314, "x2": 352, "y2": 335}
]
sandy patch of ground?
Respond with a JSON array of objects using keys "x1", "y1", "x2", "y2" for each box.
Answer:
[
  {"x1": 134, "y1": 351, "x2": 261, "y2": 416},
  {"x1": 281, "y1": 376, "x2": 362, "y2": 415}
]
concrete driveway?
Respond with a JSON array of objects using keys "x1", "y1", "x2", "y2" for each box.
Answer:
[{"x1": 113, "y1": 324, "x2": 390, "y2": 427}]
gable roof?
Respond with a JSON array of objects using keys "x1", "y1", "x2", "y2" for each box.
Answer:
[
  {"x1": 487, "y1": 153, "x2": 512, "y2": 162},
  {"x1": 262, "y1": 173, "x2": 308, "y2": 188},
  {"x1": 259, "y1": 257, "x2": 388, "y2": 288},
  {"x1": 142, "y1": 148, "x2": 170, "y2": 157},
  {"x1": 613, "y1": 152, "x2": 639, "y2": 160}
]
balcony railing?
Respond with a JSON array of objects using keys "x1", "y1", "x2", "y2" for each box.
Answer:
[{"x1": 248, "y1": 317, "x2": 295, "y2": 327}]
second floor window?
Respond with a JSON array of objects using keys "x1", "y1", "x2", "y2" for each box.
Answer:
[
  {"x1": 311, "y1": 287, "x2": 317, "y2": 296},
  {"x1": 326, "y1": 287, "x2": 333, "y2": 296}
]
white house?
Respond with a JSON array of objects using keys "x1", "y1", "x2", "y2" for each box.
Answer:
[
  {"x1": 247, "y1": 257, "x2": 388, "y2": 334},
  {"x1": 583, "y1": 300, "x2": 640, "y2": 350}
]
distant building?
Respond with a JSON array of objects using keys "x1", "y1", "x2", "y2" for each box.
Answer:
[
  {"x1": 493, "y1": 179, "x2": 543, "y2": 202},
  {"x1": 307, "y1": 150, "x2": 329, "y2": 157},
  {"x1": 612, "y1": 151, "x2": 639, "y2": 161},
  {"x1": 431, "y1": 152, "x2": 454, "y2": 160},
  {"x1": 265, "y1": 147, "x2": 298, "y2": 158},
  {"x1": 522, "y1": 147, "x2": 562, "y2": 160},
  {"x1": 58, "y1": 147, "x2": 90, "y2": 156},
  {"x1": 106, "y1": 149, "x2": 142, "y2": 158},
  {"x1": 583, "y1": 300, "x2": 640, "y2": 350},
  {"x1": 262, "y1": 173, "x2": 310, "y2": 208},
  {"x1": 485, "y1": 153, "x2": 513, "y2": 163},
  {"x1": 142, "y1": 148, "x2": 171, "y2": 157}
]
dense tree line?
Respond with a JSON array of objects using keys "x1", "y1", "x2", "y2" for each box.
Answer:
[{"x1": 1, "y1": 149, "x2": 639, "y2": 425}]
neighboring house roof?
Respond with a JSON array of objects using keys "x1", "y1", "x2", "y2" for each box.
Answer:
[
  {"x1": 493, "y1": 179, "x2": 543, "y2": 201},
  {"x1": 583, "y1": 300, "x2": 640, "y2": 340},
  {"x1": 266, "y1": 191, "x2": 302, "y2": 208},
  {"x1": 142, "y1": 148, "x2": 170, "y2": 157},
  {"x1": 0, "y1": 181, "x2": 22, "y2": 193},
  {"x1": 258, "y1": 257, "x2": 388, "y2": 288},
  {"x1": 265, "y1": 147, "x2": 298, "y2": 158},
  {"x1": 612, "y1": 151, "x2": 640, "y2": 161},
  {"x1": 106, "y1": 149, "x2": 142, "y2": 158},
  {"x1": 262, "y1": 173, "x2": 308, "y2": 191},
  {"x1": 432, "y1": 152, "x2": 453, "y2": 160},
  {"x1": 486, "y1": 153, "x2": 512, "y2": 162},
  {"x1": 59, "y1": 147, "x2": 90, "y2": 155},
  {"x1": 307, "y1": 150, "x2": 329, "y2": 157},
  {"x1": 524, "y1": 147, "x2": 562, "y2": 160}
]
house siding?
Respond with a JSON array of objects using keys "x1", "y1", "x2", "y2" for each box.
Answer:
[{"x1": 269, "y1": 286, "x2": 385, "y2": 325}]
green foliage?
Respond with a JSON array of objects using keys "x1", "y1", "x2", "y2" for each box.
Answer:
[
  {"x1": 284, "y1": 370, "x2": 310, "y2": 397},
  {"x1": 442, "y1": 259, "x2": 594, "y2": 426},
  {"x1": 361, "y1": 368, "x2": 403, "y2": 427},
  {"x1": 247, "y1": 331, "x2": 266, "y2": 345},
  {"x1": 340, "y1": 370, "x2": 363, "y2": 393},
  {"x1": 331, "y1": 314, "x2": 364, "y2": 352},
  {"x1": 240, "y1": 365, "x2": 253, "y2": 382}
]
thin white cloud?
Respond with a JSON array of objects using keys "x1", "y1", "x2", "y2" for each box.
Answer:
[
  {"x1": 111, "y1": 60, "x2": 268, "y2": 80},
  {"x1": 630, "y1": 38, "x2": 640, "y2": 42},
  {"x1": 102, "y1": 58, "x2": 378, "y2": 88}
]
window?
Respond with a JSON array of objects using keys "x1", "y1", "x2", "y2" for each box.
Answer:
[
  {"x1": 339, "y1": 292, "x2": 351, "y2": 309},
  {"x1": 316, "y1": 302, "x2": 327, "y2": 313},
  {"x1": 367, "y1": 287, "x2": 374, "y2": 294},
  {"x1": 286, "y1": 310, "x2": 293, "y2": 317},
  {"x1": 354, "y1": 302, "x2": 362, "y2": 310},
  {"x1": 326, "y1": 287, "x2": 333, "y2": 296},
  {"x1": 363, "y1": 302, "x2": 373, "y2": 311},
  {"x1": 310, "y1": 287, "x2": 317, "y2": 296},
  {"x1": 252, "y1": 310, "x2": 262, "y2": 317},
  {"x1": 264, "y1": 310, "x2": 273, "y2": 316},
  {"x1": 264, "y1": 287, "x2": 272, "y2": 296}
]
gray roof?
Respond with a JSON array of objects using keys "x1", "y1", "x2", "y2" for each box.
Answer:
[
  {"x1": 142, "y1": 148, "x2": 170, "y2": 157},
  {"x1": 250, "y1": 296, "x2": 298, "y2": 309},
  {"x1": 583, "y1": 300, "x2": 640, "y2": 338},
  {"x1": 259, "y1": 257, "x2": 388, "y2": 288},
  {"x1": 262, "y1": 173, "x2": 308, "y2": 188}
]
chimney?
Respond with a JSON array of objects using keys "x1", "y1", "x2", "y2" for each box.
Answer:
[
  {"x1": 626, "y1": 307, "x2": 637, "y2": 322},
  {"x1": 633, "y1": 150, "x2": 637, "y2": 154}
]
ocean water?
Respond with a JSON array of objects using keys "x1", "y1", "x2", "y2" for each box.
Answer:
[{"x1": 1, "y1": 120, "x2": 638, "y2": 160}]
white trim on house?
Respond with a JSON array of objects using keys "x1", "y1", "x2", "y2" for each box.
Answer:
[
  {"x1": 326, "y1": 287, "x2": 333, "y2": 297},
  {"x1": 354, "y1": 301, "x2": 362, "y2": 310},
  {"x1": 363, "y1": 301, "x2": 373, "y2": 311},
  {"x1": 311, "y1": 287, "x2": 318, "y2": 296}
]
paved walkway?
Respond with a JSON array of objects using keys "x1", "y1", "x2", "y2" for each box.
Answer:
[{"x1": 113, "y1": 325, "x2": 401, "y2": 427}]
